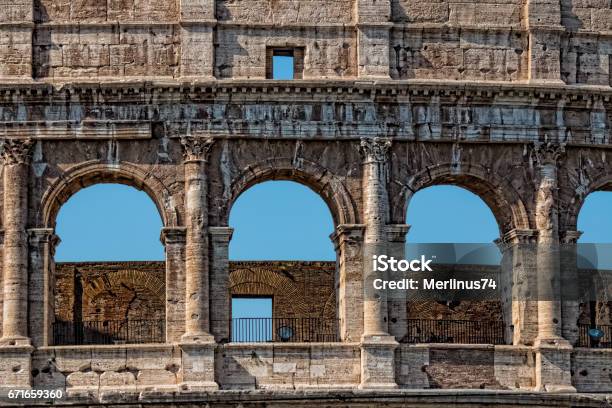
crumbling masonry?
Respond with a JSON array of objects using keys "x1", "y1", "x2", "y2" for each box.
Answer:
[{"x1": 0, "y1": 0, "x2": 611, "y2": 406}]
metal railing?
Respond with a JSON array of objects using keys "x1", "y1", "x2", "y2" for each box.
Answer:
[
  {"x1": 403, "y1": 319, "x2": 506, "y2": 344},
  {"x1": 53, "y1": 320, "x2": 165, "y2": 345},
  {"x1": 577, "y1": 324, "x2": 612, "y2": 348},
  {"x1": 230, "y1": 318, "x2": 340, "y2": 343}
]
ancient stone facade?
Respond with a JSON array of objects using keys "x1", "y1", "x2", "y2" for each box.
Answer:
[{"x1": 0, "y1": 0, "x2": 611, "y2": 405}]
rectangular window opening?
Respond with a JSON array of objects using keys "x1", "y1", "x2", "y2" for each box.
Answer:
[
  {"x1": 231, "y1": 296, "x2": 273, "y2": 342},
  {"x1": 267, "y1": 47, "x2": 304, "y2": 80}
]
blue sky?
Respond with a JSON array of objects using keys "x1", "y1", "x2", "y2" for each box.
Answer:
[{"x1": 54, "y1": 181, "x2": 612, "y2": 263}]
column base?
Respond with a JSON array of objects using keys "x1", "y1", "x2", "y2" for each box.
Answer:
[
  {"x1": 359, "y1": 334, "x2": 399, "y2": 389},
  {"x1": 534, "y1": 337, "x2": 576, "y2": 393},
  {"x1": 179, "y1": 340, "x2": 218, "y2": 391},
  {"x1": 0, "y1": 343, "x2": 34, "y2": 388},
  {"x1": 181, "y1": 332, "x2": 216, "y2": 344},
  {"x1": 0, "y1": 336, "x2": 32, "y2": 347},
  {"x1": 178, "y1": 381, "x2": 219, "y2": 393}
]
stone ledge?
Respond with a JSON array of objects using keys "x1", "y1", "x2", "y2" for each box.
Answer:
[{"x1": 0, "y1": 389, "x2": 609, "y2": 407}]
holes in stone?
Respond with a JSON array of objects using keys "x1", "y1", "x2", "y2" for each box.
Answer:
[{"x1": 579, "y1": 369, "x2": 588, "y2": 376}]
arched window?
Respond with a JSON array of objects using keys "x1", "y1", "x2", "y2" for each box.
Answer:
[
  {"x1": 228, "y1": 181, "x2": 337, "y2": 342},
  {"x1": 53, "y1": 184, "x2": 165, "y2": 345},
  {"x1": 576, "y1": 191, "x2": 612, "y2": 346},
  {"x1": 405, "y1": 185, "x2": 504, "y2": 344},
  {"x1": 229, "y1": 181, "x2": 334, "y2": 261}
]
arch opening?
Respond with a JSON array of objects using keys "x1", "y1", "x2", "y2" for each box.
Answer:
[
  {"x1": 574, "y1": 191, "x2": 612, "y2": 348},
  {"x1": 51, "y1": 184, "x2": 166, "y2": 346},
  {"x1": 227, "y1": 180, "x2": 339, "y2": 342},
  {"x1": 403, "y1": 185, "x2": 505, "y2": 345}
]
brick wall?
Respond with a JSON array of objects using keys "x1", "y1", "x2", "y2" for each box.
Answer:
[
  {"x1": 55, "y1": 262, "x2": 166, "y2": 323},
  {"x1": 55, "y1": 261, "x2": 337, "y2": 323},
  {"x1": 56, "y1": 260, "x2": 508, "y2": 324}
]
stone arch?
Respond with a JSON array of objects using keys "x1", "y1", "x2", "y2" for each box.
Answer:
[
  {"x1": 396, "y1": 163, "x2": 531, "y2": 236},
  {"x1": 82, "y1": 269, "x2": 165, "y2": 321},
  {"x1": 229, "y1": 266, "x2": 336, "y2": 319},
  {"x1": 230, "y1": 267, "x2": 310, "y2": 316},
  {"x1": 222, "y1": 157, "x2": 357, "y2": 226},
  {"x1": 39, "y1": 160, "x2": 178, "y2": 229},
  {"x1": 563, "y1": 172, "x2": 612, "y2": 233}
]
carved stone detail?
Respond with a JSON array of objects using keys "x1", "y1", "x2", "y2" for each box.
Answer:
[
  {"x1": 531, "y1": 141, "x2": 566, "y2": 167},
  {"x1": 360, "y1": 137, "x2": 392, "y2": 164},
  {"x1": 0, "y1": 139, "x2": 34, "y2": 166},
  {"x1": 180, "y1": 136, "x2": 215, "y2": 162}
]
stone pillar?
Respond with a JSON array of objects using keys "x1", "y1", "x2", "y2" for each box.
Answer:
[
  {"x1": 560, "y1": 230, "x2": 582, "y2": 346},
  {"x1": 161, "y1": 227, "x2": 187, "y2": 344},
  {"x1": 531, "y1": 141, "x2": 575, "y2": 392},
  {"x1": 359, "y1": 137, "x2": 398, "y2": 389},
  {"x1": 496, "y1": 229, "x2": 539, "y2": 346},
  {"x1": 180, "y1": 136, "x2": 215, "y2": 343},
  {"x1": 386, "y1": 224, "x2": 410, "y2": 342},
  {"x1": 355, "y1": 0, "x2": 392, "y2": 78},
  {"x1": 331, "y1": 224, "x2": 365, "y2": 342},
  {"x1": 525, "y1": 0, "x2": 564, "y2": 84},
  {"x1": 28, "y1": 228, "x2": 59, "y2": 347},
  {"x1": 209, "y1": 226, "x2": 233, "y2": 343},
  {"x1": 1, "y1": 139, "x2": 33, "y2": 346},
  {"x1": 179, "y1": 136, "x2": 218, "y2": 391},
  {"x1": 179, "y1": 0, "x2": 215, "y2": 78}
]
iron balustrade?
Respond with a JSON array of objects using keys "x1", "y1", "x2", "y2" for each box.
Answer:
[
  {"x1": 403, "y1": 319, "x2": 506, "y2": 344},
  {"x1": 230, "y1": 318, "x2": 340, "y2": 343},
  {"x1": 577, "y1": 324, "x2": 612, "y2": 348},
  {"x1": 53, "y1": 320, "x2": 165, "y2": 345}
]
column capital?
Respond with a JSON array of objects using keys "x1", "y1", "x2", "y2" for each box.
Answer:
[
  {"x1": 180, "y1": 136, "x2": 214, "y2": 163},
  {"x1": 496, "y1": 228, "x2": 539, "y2": 248},
  {"x1": 531, "y1": 141, "x2": 565, "y2": 167},
  {"x1": 209, "y1": 226, "x2": 234, "y2": 242},
  {"x1": 360, "y1": 137, "x2": 391, "y2": 164},
  {"x1": 160, "y1": 226, "x2": 187, "y2": 245},
  {"x1": 330, "y1": 223, "x2": 365, "y2": 250},
  {"x1": 386, "y1": 224, "x2": 410, "y2": 243},
  {"x1": 560, "y1": 230, "x2": 583, "y2": 245},
  {"x1": 28, "y1": 228, "x2": 60, "y2": 250},
  {"x1": 0, "y1": 139, "x2": 34, "y2": 166}
]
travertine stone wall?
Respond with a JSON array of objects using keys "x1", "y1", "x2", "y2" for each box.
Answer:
[
  {"x1": 0, "y1": 0, "x2": 609, "y2": 83},
  {"x1": 216, "y1": 0, "x2": 353, "y2": 23},
  {"x1": 571, "y1": 348, "x2": 612, "y2": 392},
  {"x1": 35, "y1": 0, "x2": 179, "y2": 22},
  {"x1": 561, "y1": 0, "x2": 612, "y2": 32},
  {"x1": 391, "y1": 0, "x2": 523, "y2": 25},
  {"x1": 216, "y1": 343, "x2": 361, "y2": 389},
  {"x1": 395, "y1": 344, "x2": 535, "y2": 390},
  {"x1": 214, "y1": 27, "x2": 357, "y2": 79},
  {"x1": 33, "y1": 25, "x2": 181, "y2": 78},
  {"x1": 390, "y1": 29, "x2": 528, "y2": 81}
]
